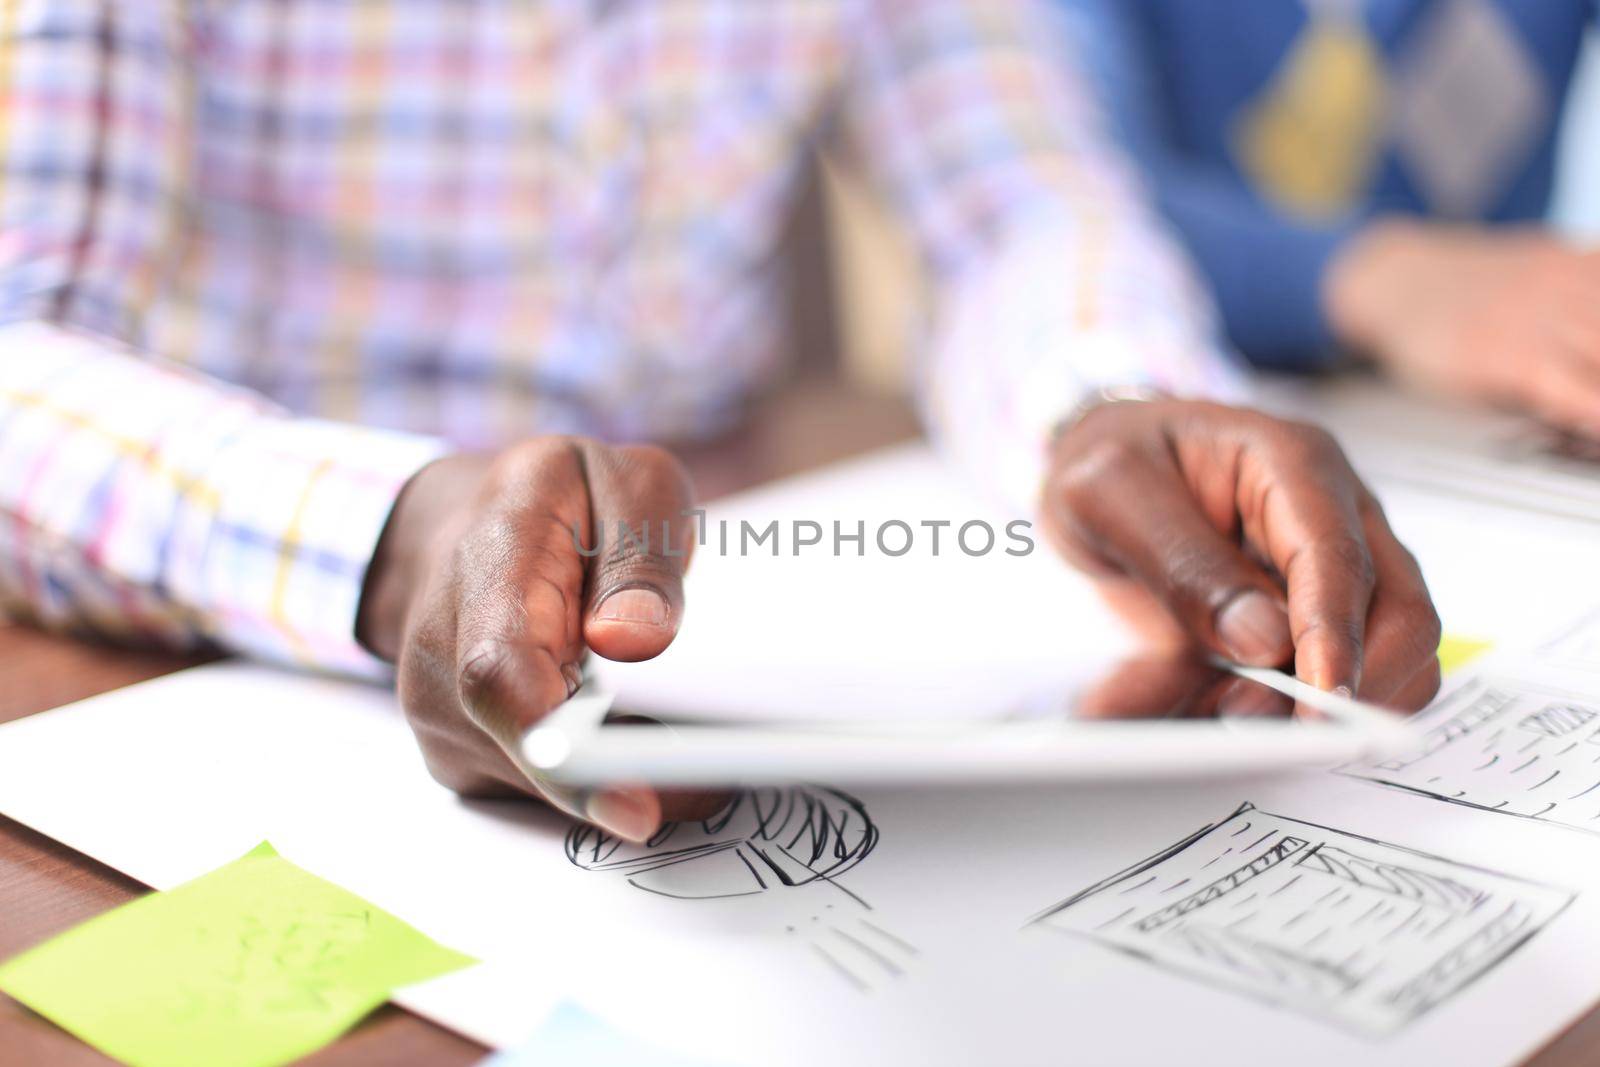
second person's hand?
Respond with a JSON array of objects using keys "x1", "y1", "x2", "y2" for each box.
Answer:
[{"x1": 1325, "y1": 220, "x2": 1600, "y2": 434}]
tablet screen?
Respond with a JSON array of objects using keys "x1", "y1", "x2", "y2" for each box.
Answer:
[{"x1": 598, "y1": 650, "x2": 1304, "y2": 728}]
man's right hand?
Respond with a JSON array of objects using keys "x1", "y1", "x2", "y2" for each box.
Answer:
[
  {"x1": 356, "y1": 438, "x2": 719, "y2": 844},
  {"x1": 1325, "y1": 220, "x2": 1600, "y2": 434}
]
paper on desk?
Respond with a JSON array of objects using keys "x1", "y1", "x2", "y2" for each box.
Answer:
[
  {"x1": 1258, "y1": 375, "x2": 1600, "y2": 527},
  {"x1": 1031, "y1": 802, "x2": 1574, "y2": 1037},
  {"x1": 2, "y1": 447, "x2": 1600, "y2": 1067},
  {"x1": 1340, "y1": 610, "x2": 1600, "y2": 835},
  {"x1": 3, "y1": 667, "x2": 1599, "y2": 1067},
  {"x1": 1357, "y1": 480, "x2": 1598, "y2": 650},
  {"x1": 0, "y1": 842, "x2": 473, "y2": 1067}
]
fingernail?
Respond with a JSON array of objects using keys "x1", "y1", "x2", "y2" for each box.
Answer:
[
  {"x1": 1216, "y1": 591, "x2": 1290, "y2": 665},
  {"x1": 584, "y1": 789, "x2": 658, "y2": 843},
  {"x1": 593, "y1": 588, "x2": 669, "y2": 628}
]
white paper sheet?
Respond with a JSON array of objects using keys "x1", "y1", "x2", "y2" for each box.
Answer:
[
  {"x1": 1259, "y1": 376, "x2": 1600, "y2": 529},
  {"x1": 4, "y1": 446, "x2": 1600, "y2": 1067}
]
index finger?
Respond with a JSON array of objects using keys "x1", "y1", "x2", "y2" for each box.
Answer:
[
  {"x1": 1237, "y1": 426, "x2": 1375, "y2": 695},
  {"x1": 1350, "y1": 497, "x2": 1442, "y2": 710}
]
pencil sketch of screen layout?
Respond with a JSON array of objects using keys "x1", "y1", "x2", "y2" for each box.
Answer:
[
  {"x1": 1029, "y1": 803, "x2": 1573, "y2": 1036},
  {"x1": 566, "y1": 787, "x2": 919, "y2": 993},
  {"x1": 1341, "y1": 677, "x2": 1600, "y2": 830}
]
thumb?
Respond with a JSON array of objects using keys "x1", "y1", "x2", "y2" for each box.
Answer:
[
  {"x1": 579, "y1": 443, "x2": 696, "y2": 662},
  {"x1": 1211, "y1": 585, "x2": 1294, "y2": 667},
  {"x1": 1150, "y1": 529, "x2": 1293, "y2": 668}
]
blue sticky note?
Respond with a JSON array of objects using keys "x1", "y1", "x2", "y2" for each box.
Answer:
[{"x1": 485, "y1": 1002, "x2": 731, "y2": 1067}]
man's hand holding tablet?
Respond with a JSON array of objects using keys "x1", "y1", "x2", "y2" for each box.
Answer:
[{"x1": 1044, "y1": 399, "x2": 1442, "y2": 713}]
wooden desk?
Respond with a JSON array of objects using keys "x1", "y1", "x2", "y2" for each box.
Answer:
[{"x1": 2, "y1": 386, "x2": 1598, "y2": 1066}]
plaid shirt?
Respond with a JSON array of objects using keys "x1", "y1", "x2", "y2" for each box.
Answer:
[{"x1": 0, "y1": 0, "x2": 1239, "y2": 677}]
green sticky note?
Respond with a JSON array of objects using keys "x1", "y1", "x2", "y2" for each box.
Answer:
[
  {"x1": 1439, "y1": 634, "x2": 1493, "y2": 675},
  {"x1": 0, "y1": 842, "x2": 474, "y2": 1067}
]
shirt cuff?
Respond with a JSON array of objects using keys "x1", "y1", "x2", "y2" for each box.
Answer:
[
  {"x1": 0, "y1": 320, "x2": 448, "y2": 678},
  {"x1": 1231, "y1": 222, "x2": 1356, "y2": 370},
  {"x1": 922, "y1": 205, "x2": 1250, "y2": 512},
  {"x1": 1167, "y1": 185, "x2": 1364, "y2": 369},
  {"x1": 182, "y1": 418, "x2": 447, "y2": 681}
]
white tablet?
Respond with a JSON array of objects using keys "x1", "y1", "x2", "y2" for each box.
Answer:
[
  {"x1": 512, "y1": 653, "x2": 1414, "y2": 789},
  {"x1": 503, "y1": 447, "x2": 1418, "y2": 790}
]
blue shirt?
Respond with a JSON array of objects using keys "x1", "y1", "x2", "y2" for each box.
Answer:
[{"x1": 1057, "y1": 0, "x2": 1598, "y2": 367}]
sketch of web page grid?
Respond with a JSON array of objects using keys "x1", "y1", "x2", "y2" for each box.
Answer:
[
  {"x1": 1338, "y1": 676, "x2": 1600, "y2": 831},
  {"x1": 1028, "y1": 803, "x2": 1573, "y2": 1037}
]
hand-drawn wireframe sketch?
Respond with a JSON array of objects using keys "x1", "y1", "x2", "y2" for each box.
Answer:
[
  {"x1": 1028, "y1": 803, "x2": 1573, "y2": 1036},
  {"x1": 566, "y1": 786, "x2": 918, "y2": 992},
  {"x1": 1340, "y1": 676, "x2": 1600, "y2": 831}
]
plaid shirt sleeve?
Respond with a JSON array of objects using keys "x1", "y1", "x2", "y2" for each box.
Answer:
[
  {"x1": 845, "y1": 0, "x2": 1250, "y2": 510},
  {"x1": 0, "y1": 3, "x2": 443, "y2": 677}
]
